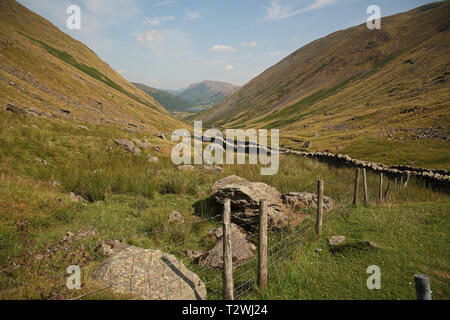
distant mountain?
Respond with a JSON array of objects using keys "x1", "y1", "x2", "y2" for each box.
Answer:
[
  {"x1": 178, "y1": 80, "x2": 239, "y2": 106},
  {"x1": 132, "y1": 82, "x2": 192, "y2": 112},
  {"x1": 160, "y1": 88, "x2": 186, "y2": 96}
]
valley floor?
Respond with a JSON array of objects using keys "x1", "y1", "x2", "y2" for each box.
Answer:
[{"x1": 0, "y1": 109, "x2": 448, "y2": 300}]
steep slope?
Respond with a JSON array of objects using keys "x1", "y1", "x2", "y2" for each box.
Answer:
[
  {"x1": 0, "y1": 0, "x2": 186, "y2": 132},
  {"x1": 195, "y1": 1, "x2": 449, "y2": 168},
  {"x1": 179, "y1": 80, "x2": 239, "y2": 106},
  {"x1": 132, "y1": 82, "x2": 193, "y2": 112}
]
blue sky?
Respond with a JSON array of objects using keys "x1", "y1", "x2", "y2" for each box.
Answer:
[{"x1": 18, "y1": 0, "x2": 436, "y2": 90}]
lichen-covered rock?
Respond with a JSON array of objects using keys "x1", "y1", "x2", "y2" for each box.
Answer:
[
  {"x1": 92, "y1": 246, "x2": 206, "y2": 300},
  {"x1": 198, "y1": 224, "x2": 256, "y2": 269}
]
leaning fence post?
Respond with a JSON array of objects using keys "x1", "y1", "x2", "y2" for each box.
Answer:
[
  {"x1": 316, "y1": 180, "x2": 324, "y2": 236},
  {"x1": 384, "y1": 180, "x2": 391, "y2": 201},
  {"x1": 414, "y1": 274, "x2": 431, "y2": 300},
  {"x1": 404, "y1": 171, "x2": 411, "y2": 187},
  {"x1": 353, "y1": 168, "x2": 360, "y2": 206},
  {"x1": 223, "y1": 199, "x2": 234, "y2": 300},
  {"x1": 362, "y1": 169, "x2": 369, "y2": 205},
  {"x1": 378, "y1": 173, "x2": 383, "y2": 204},
  {"x1": 258, "y1": 200, "x2": 268, "y2": 290}
]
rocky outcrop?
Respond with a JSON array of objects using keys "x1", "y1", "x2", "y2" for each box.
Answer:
[
  {"x1": 114, "y1": 139, "x2": 141, "y2": 156},
  {"x1": 212, "y1": 176, "x2": 288, "y2": 231},
  {"x1": 6, "y1": 102, "x2": 52, "y2": 118},
  {"x1": 93, "y1": 246, "x2": 206, "y2": 300},
  {"x1": 198, "y1": 224, "x2": 256, "y2": 269}
]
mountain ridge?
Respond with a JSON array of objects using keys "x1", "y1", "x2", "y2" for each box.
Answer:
[{"x1": 178, "y1": 80, "x2": 239, "y2": 107}]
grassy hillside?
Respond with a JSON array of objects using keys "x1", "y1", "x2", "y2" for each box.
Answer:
[
  {"x1": 0, "y1": 109, "x2": 448, "y2": 299},
  {"x1": 132, "y1": 82, "x2": 193, "y2": 112},
  {"x1": 196, "y1": 1, "x2": 450, "y2": 169},
  {"x1": 0, "y1": 0, "x2": 186, "y2": 133},
  {"x1": 179, "y1": 80, "x2": 239, "y2": 106}
]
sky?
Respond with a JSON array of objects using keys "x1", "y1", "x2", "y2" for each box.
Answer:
[{"x1": 18, "y1": 0, "x2": 436, "y2": 90}]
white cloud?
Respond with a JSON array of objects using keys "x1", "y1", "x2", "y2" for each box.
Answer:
[
  {"x1": 185, "y1": 11, "x2": 200, "y2": 20},
  {"x1": 240, "y1": 41, "x2": 258, "y2": 47},
  {"x1": 154, "y1": 0, "x2": 176, "y2": 6},
  {"x1": 136, "y1": 29, "x2": 192, "y2": 56},
  {"x1": 210, "y1": 45, "x2": 237, "y2": 53},
  {"x1": 224, "y1": 65, "x2": 235, "y2": 71},
  {"x1": 144, "y1": 15, "x2": 175, "y2": 26},
  {"x1": 264, "y1": 0, "x2": 337, "y2": 21}
]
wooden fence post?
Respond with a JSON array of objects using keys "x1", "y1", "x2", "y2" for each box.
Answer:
[
  {"x1": 353, "y1": 168, "x2": 360, "y2": 206},
  {"x1": 384, "y1": 180, "x2": 391, "y2": 201},
  {"x1": 414, "y1": 274, "x2": 431, "y2": 300},
  {"x1": 258, "y1": 200, "x2": 268, "y2": 290},
  {"x1": 378, "y1": 173, "x2": 383, "y2": 204},
  {"x1": 316, "y1": 180, "x2": 324, "y2": 236},
  {"x1": 362, "y1": 169, "x2": 369, "y2": 205},
  {"x1": 404, "y1": 171, "x2": 411, "y2": 187},
  {"x1": 223, "y1": 199, "x2": 234, "y2": 300}
]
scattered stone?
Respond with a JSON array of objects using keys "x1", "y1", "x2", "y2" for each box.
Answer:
[
  {"x1": 122, "y1": 127, "x2": 139, "y2": 133},
  {"x1": 303, "y1": 141, "x2": 312, "y2": 148},
  {"x1": 168, "y1": 211, "x2": 185, "y2": 224},
  {"x1": 282, "y1": 192, "x2": 334, "y2": 211},
  {"x1": 6, "y1": 102, "x2": 42, "y2": 117},
  {"x1": 198, "y1": 224, "x2": 256, "y2": 269},
  {"x1": 146, "y1": 155, "x2": 159, "y2": 163},
  {"x1": 68, "y1": 192, "x2": 84, "y2": 202},
  {"x1": 114, "y1": 139, "x2": 141, "y2": 156},
  {"x1": 212, "y1": 176, "x2": 288, "y2": 231},
  {"x1": 201, "y1": 165, "x2": 223, "y2": 173},
  {"x1": 95, "y1": 240, "x2": 129, "y2": 256},
  {"x1": 92, "y1": 246, "x2": 206, "y2": 300},
  {"x1": 153, "y1": 145, "x2": 161, "y2": 152},
  {"x1": 76, "y1": 125, "x2": 89, "y2": 130},
  {"x1": 155, "y1": 132, "x2": 167, "y2": 140},
  {"x1": 328, "y1": 235, "x2": 346, "y2": 246},
  {"x1": 36, "y1": 158, "x2": 48, "y2": 165},
  {"x1": 182, "y1": 250, "x2": 204, "y2": 259},
  {"x1": 133, "y1": 138, "x2": 151, "y2": 150}
]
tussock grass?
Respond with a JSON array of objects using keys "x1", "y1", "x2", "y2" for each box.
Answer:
[{"x1": 0, "y1": 111, "x2": 448, "y2": 299}]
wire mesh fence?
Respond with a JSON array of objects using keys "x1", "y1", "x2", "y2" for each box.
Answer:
[{"x1": 0, "y1": 167, "x2": 418, "y2": 300}]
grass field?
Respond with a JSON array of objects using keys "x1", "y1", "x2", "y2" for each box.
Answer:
[{"x1": 1, "y1": 107, "x2": 448, "y2": 300}]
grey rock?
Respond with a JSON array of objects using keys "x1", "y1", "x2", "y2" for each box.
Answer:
[
  {"x1": 168, "y1": 211, "x2": 185, "y2": 224},
  {"x1": 93, "y1": 246, "x2": 206, "y2": 300},
  {"x1": 212, "y1": 176, "x2": 288, "y2": 231},
  {"x1": 114, "y1": 139, "x2": 141, "y2": 156},
  {"x1": 198, "y1": 223, "x2": 256, "y2": 269}
]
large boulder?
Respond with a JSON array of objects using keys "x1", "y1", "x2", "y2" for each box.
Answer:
[
  {"x1": 212, "y1": 176, "x2": 288, "y2": 231},
  {"x1": 198, "y1": 223, "x2": 256, "y2": 269},
  {"x1": 92, "y1": 246, "x2": 206, "y2": 300},
  {"x1": 281, "y1": 192, "x2": 333, "y2": 211}
]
